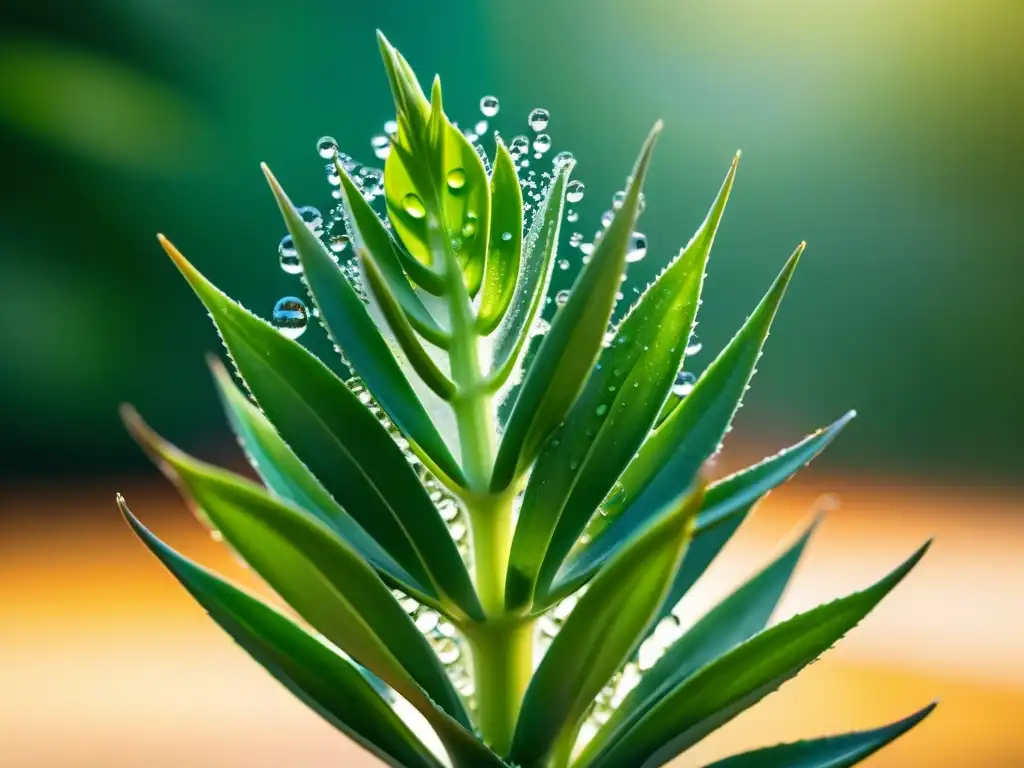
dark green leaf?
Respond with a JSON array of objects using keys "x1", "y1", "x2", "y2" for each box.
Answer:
[
  {"x1": 208, "y1": 357, "x2": 436, "y2": 604},
  {"x1": 491, "y1": 123, "x2": 663, "y2": 491},
  {"x1": 509, "y1": 477, "x2": 704, "y2": 767},
  {"x1": 579, "y1": 517, "x2": 819, "y2": 764},
  {"x1": 158, "y1": 236, "x2": 481, "y2": 621},
  {"x1": 487, "y1": 156, "x2": 573, "y2": 388},
  {"x1": 261, "y1": 168, "x2": 465, "y2": 488},
  {"x1": 121, "y1": 408, "x2": 471, "y2": 728},
  {"x1": 586, "y1": 542, "x2": 931, "y2": 767},
  {"x1": 359, "y1": 248, "x2": 456, "y2": 400},
  {"x1": 590, "y1": 242, "x2": 805, "y2": 531},
  {"x1": 119, "y1": 497, "x2": 443, "y2": 768},
  {"x1": 506, "y1": 154, "x2": 738, "y2": 610},
  {"x1": 559, "y1": 411, "x2": 856, "y2": 603},
  {"x1": 702, "y1": 702, "x2": 936, "y2": 768},
  {"x1": 477, "y1": 141, "x2": 525, "y2": 334}
]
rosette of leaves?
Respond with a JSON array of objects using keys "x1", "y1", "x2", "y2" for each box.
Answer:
[{"x1": 118, "y1": 31, "x2": 934, "y2": 768}]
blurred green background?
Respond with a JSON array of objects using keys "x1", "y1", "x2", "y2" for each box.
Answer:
[{"x1": 0, "y1": 0, "x2": 1021, "y2": 482}]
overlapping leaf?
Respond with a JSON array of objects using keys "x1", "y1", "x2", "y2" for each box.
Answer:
[
  {"x1": 491, "y1": 123, "x2": 662, "y2": 491},
  {"x1": 505, "y1": 154, "x2": 738, "y2": 610},
  {"x1": 477, "y1": 141, "x2": 525, "y2": 334}
]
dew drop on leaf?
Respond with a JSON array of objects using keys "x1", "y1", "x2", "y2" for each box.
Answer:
[
  {"x1": 480, "y1": 95, "x2": 500, "y2": 118},
  {"x1": 509, "y1": 135, "x2": 529, "y2": 157},
  {"x1": 672, "y1": 370, "x2": 697, "y2": 397},
  {"x1": 558, "y1": 258, "x2": 570, "y2": 270},
  {"x1": 446, "y1": 168, "x2": 467, "y2": 191},
  {"x1": 528, "y1": 107, "x2": 550, "y2": 132},
  {"x1": 567, "y1": 209, "x2": 579, "y2": 223},
  {"x1": 296, "y1": 205, "x2": 323, "y2": 232},
  {"x1": 601, "y1": 210, "x2": 614, "y2": 228},
  {"x1": 329, "y1": 233, "x2": 350, "y2": 255},
  {"x1": 501, "y1": 231, "x2": 513, "y2": 241},
  {"x1": 566, "y1": 179, "x2": 585, "y2": 203},
  {"x1": 271, "y1": 297, "x2": 308, "y2": 339},
  {"x1": 569, "y1": 232, "x2": 583, "y2": 248},
  {"x1": 370, "y1": 134, "x2": 390, "y2": 159},
  {"x1": 533, "y1": 133, "x2": 552, "y2": 154},
  {"x1": 278, "y1": 235, "x2": 301, "y2": 274},
  {"x1": 317, "y1": 135, "x2": 338, "y2": 159},
  {"x1": 612, "y1": 190, "x2": 626, "y2": 210},
  {"x1": 627, "y1": 231, "x2": 648, "y2": 262},
  {"x1": 555, "y1": 288, "x2": 571, "y2": 306},
  {"x1": 402, "y1": 193, "x2": 426, "y2": 219}
]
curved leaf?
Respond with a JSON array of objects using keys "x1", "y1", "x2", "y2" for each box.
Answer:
[
  {"x1": 702, "y1": 703, "x2": 936, "y2": 768},
  {"x1": 158, "y1": 236, "x2": 481, "y2": 621},
  {"x1": 561, "y1": 411, "x2": 856, "y2": 600},
  {"x1": 208, "y1": 357, "x2": 436, "y2": 605},
  {"x1": 509, "y1": 477, "x2": 704, "y2": 767},
  {"x1": 477, "y1": 141, "x2": 525, "y2": 333},
  {"x1": 587, "y1": 542, "x2": 931, "y2": 767},
  {"x1": 491, "y1": 122, "x2": 663, "y2": 491},
  {"x1": 579, "y1": 518, "x2": 819, "y2": 764},
  {"x1": 121, "y1": 408, "x2": 471, "y2": 729},
  {"x1": 261, "y1": 168, "x2": 464, "y2": 487},
  {"x1": 119, "y1": 498, "x2": 443, "y2": 768},
  {"x1": 506, "y1": 153, "x2": 738, "y2": 610}
]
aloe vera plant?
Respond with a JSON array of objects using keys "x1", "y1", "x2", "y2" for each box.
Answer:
[{"x1": 118, "y1": 32, "x2": 935, "y2": 767}]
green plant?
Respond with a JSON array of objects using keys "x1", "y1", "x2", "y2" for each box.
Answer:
[{"x1": 118, "y1": 31, "x2": 935, "y2": 767}]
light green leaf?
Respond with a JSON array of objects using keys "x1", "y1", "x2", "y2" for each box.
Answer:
[
  {"x1": 261, "y1": 167, "x2": 465, "y2": 487},
  {"x1": 119, "y1": 497, "x2": 443, "y2": 768},
  {"x1": 491, "y1": 122, "x2": 663, "y2": 491},
  {"x1": 487, "y1": 156, "x2": 573, "y2": 387},
  {"x1": 208, "y1": 357, "x2": 436, "y2": 605},
  {"x1": 594, "y1": 242, "x2": 805, "y2": 530},
  {"x1": 477, "y1": 141, "x2": 525, "y2": 334},
  {"x1": 359, "y1": 248, "x2": 456, "y2": 400},
  {"x1": 702, "y1": 703, "x2": 936, "y2": 768},
  {"x1": 508, "y1": 477, "x2": 703, "y2": 767},
  {"x1": 120, "y1": 408, "x2": 471, "y2": 729},
  {"x1": 558, "y1": 411, "x2": 856, "y2": 604},
  {"x1": 506, "y1": 154, "x2": 738, "y2": 610},
  {"x1": 586, "y1": 542, "x2": 931, "y2": 767},
  {"x1": 579, "y1": 518, "x2": 819, "y2": 764},
  {"x1": 158, "y1": 236, "x2": 481, "y2": 621}
]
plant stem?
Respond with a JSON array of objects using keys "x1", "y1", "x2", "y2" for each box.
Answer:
[{"x1": 465, "y1": 617, "x2": 535, "y2": 755}]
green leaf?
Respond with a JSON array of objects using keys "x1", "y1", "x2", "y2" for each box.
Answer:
[
  {"x1": 593, "y1": 242, "x2": 805, "y2": 531},
  {"x1": 261, "y1": 168, "x2": 465, "y2": 488},
  {"x1": 491, "y1": 122, "x2": 663, "y2": 491},
  {"x1": 118, "y1": 497, "x2": 443, "y2": 768},
  {"x1": 586, "y1": 542, "x2": 932, "y2": 768},
  {"x1": 358, "y1": 248, "x2": 456, "y2": 400},
  {"x1": 336, "y1": 159, "x2": 446, "y2": 312},
  {"x1": 207, "y1": 357, "x2": 436, "y2": 605},
  {"x1": 506, "y1": 154, "x2": 738, "y2": 610},
  {"x1": 579, "y1": 517, "x2": 819, "y2": 765},
  {"x1": 477, "y1": 141, "x2": 525, "y2": 334},
  {"x1": 120, "y1": 408, "x2": 472, "y2": 729},
  {"x1": 508, "y1": 477, "x2": 704, "y2": 767},
  {"x1": 702, "y1": 703, "x2": 936, "y2": 768},
  {"x1": 487, "y1": 155, "x2": 573, "y2": 387},
  {"x1": 558, "y1": 411, "x2": 856, "y2": 603},
  {"x1": 158, "y1": 236, "x2": 481, "y2": 621}
]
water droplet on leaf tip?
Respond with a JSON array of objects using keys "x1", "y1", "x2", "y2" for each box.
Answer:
[
  {"x1": 271, "y1": 296, "x2": 308, "y2": 339},
  {"x1": 317, "y1": 136, "x2": 338, "y2": 158}
]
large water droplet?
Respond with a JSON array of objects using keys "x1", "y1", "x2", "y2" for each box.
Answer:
[
  {"x1": 272, "y1": 297, "x2": 308, "y2": 339},
  {"x1": 402, "y1": 193, "x2": 426, "y2": 219},
  {"x1": 685, "y1": 340, "x2": 703, "y2": 356},
  {"x1": 553, "y1": 150, "x2": 574, "y2": 168},
  {"x1": 566, "y1": 180, "x2": 585, "y2": 204},
  {"x1": 672, "y1": 370, "x2": 696, "y2": 397},
  {"x1": 278, "y1": 235, "x2": 300, "y2": 274},
  {"x1": 461, "y1": 213, "x2": 478, "y2": 238},
  {"x1": 501, "y1": 231, "x2": 513, "y2": 241},
  {"x1": 317, "y1": 136, "x2": 338, "y2": 159},
  {"x1": 569, "y1": 232, "x2": 584, "y2": 248},
  {"x1": 480, "y1": 95, "x2": 500, "y2": 118},
  {"x1": 329, "y1": 233, "x2": 350, "y2": 255},
  {"x1": 611, "y1": 190, "x2": 626, "y2": 210},
  {"x1": 446, "y1": 168, "x2": 467, "y2": 191},
  {"x1": 296, "y1": 205, "x2": 322, "y2": 232},
  {"x1": 627, "y1": 232, "x2": 648, "y2": 262},
  {"x1": 509, "y1": 135, "x2": 529, "y2": 157},
  {"x1": 533, "y1": 133, "x2": 552, "y2": 155},
  {"x1": 555, "y1": 288, "x2": 571, "y2": 306},
  {"x1": 528, "y1": 107, "x2": 550, "y2": 132},
  {"x1": 371, "y1": 134, "x2": 390, "y2": 160}
]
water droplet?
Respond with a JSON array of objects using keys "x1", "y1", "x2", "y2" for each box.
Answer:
[
  {"x1": 553, "y1": 150, "x2": 574, "y2": 168},
  {"x1": 528, "y1": 107, "x2": 550, "y2": 132},
  {"x1": 317, "y1": 136, "x2": 338, "y2": 159},
  {"x1": 451, "y1": 237, "x2": 463, "y2": 252},
  {"x1": 415, "y1": 609, "x2": 439, "y2": 634},
  {"x1": 446, "y1": 168, "x2": 467, "y2": 191},
  {"x1": 596, "y1": 404, "x2": 608, "y2": 416},
  {"x1": 580, "y1": 242, "x2": 594, "y2": 257},
  {"x1": 611, "y1": 190, "x2": 626, "y2": 209},
  {"x1": 627, "y1": 232, "x2": 648, "y2": 262},
  {"x1": 461, "y1": 213, "x2": 478, "y2": 238},
  {"x1": 685, "y1": 341, "x2": 703, "y2": 356},
  {"x1": 569, "y1": 232, "x2": 584, "y2": 248},
  {"x1": 329, "y1": 233, "x2": 350, "y2": 254},
  {"x1": 480, "y1": 95, "x2": 500, "y2": 117},
  {"x1": 402, "y1": 193, "x2": 426, "y2": 219},
  {"x1": 474, "y1": 120, "x2": 488, "y2": 136},
  {"x1": 384, "y1": 119, "x2": 399, "y2": 137},
  {"x1": 501, "y1": 231, "x2": 512, "y2": 241},
  {"x1": 566, "y1": 180, "x2": 585, "y2": 203},
  {"x1": 567, "y1": 209, "x2": 579, "y2": 223},
  {"x1": 555, "y1": 289, "x2": 571, "y2": 306},
  {"x1": 601, "y1": 210, "x2": 614, "y2": 228},
  {"x1": 371, "y1": 134, "x2": 390, "y2": 160},
  {"x1": 436, "y1": 638, "x2": 461, "y2": 665},
  {"x1": 533, "y1": 133, "x2": 552, "y2": 154},
  {"x1": 558, "y1": 258, "x2": 570, "y2": 270},
  {"x1": 325, "y1": 163, "x2": 341, "y2": 186},
  {"x1": 278, "y1": 235, "x2": 301, "y2": 274},
  {"x1": 672, "y1": 370, "x2": 696, "y2": 397},
  {"x1": 272, "y1": 297, "x2": 308, "y2": 339},
  {"x1": 509, "y1": 135, "x2": 529, "y2": 157},
  {"x1": 296, "y1": 205, "x2": 323, "y2": 232}
]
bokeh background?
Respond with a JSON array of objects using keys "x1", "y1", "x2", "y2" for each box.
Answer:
[{"x1": 1, "y1": 0, "x2": 1021, "y2": 765}]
